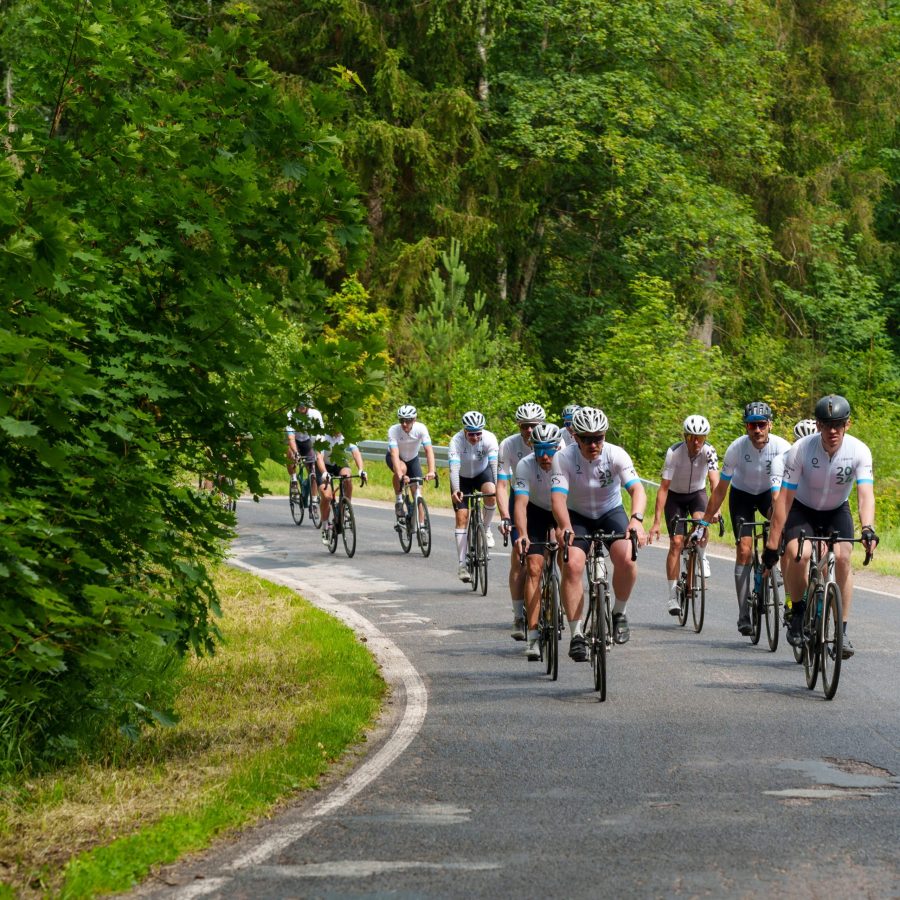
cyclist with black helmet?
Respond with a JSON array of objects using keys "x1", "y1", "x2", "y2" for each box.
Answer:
[
  {"x1": 701, "y1": 401, "x2": 790, "y2": 635},
  {"x1": 513, "y1": 422, "x2": 564, "y2": 660},
  {"x1": 551, "y1": 407, "x2": 648, "y2": 659},
  {"x1": 648, "y1": 415, "x2": 720, "y2": 616},
  {"x1": 763, "y1": 394, "x2": 877, "y2": 658},
  {"x1": 497, "y1": 402, "x2": 547, "y2": 639},
  {"x1": 448, "y1": 411, "x2": 500, "y2": 582},
  {"x1": 386, "y1": 405, "x2": 437, "y2": 519},
  {"x1": 285, "y1": 397, "x2": 324, "y2": 507}
]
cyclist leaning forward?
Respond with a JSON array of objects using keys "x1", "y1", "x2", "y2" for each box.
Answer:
[
  {"x1": 648, "y1": 415, "x2": 719, "y2": 617},
  {"x1": 386, "y1": 404, "x2": 437, "y2": 525},
  {"x1": 702, "y1": 401, "x2": 790, "y2": 636},
  {"x1": 497, "y1": 402, "x2": 546, "y2": 641},
  {"x1": 317, "y1": 432, "x2": 367, "y2": 545},
  {"x1": 448, "y1": 411, "x2": 499, "y2": 582},
  {"x1": 285, "y1": 397, "x2": 324, "y2": 503},
  {"x1": 763, "y1": 394, "x2": 877, "y2": 659},
  {"x1": 513, "y1": 422, "x2": 564, "y2": 661},
  {"x1": 550, "y1": 407, "x2": 648, "y2": 661}
]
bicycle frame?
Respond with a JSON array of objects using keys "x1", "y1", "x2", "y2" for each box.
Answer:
[
  {"x1": 672, "y1": 516, "x2": 722, "y2": 633},
  {"x1": 461, "y1": 492, "x2": 490, "y2": 596},
  {"x1": 518, "y1": 535, "x2": 562, "y2": 680},
  {"x1": 737, "y1": 517, "x2": 781, "y2": 651}
]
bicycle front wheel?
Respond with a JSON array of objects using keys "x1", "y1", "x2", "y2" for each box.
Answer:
[
  {"x1": 327, "y1": 515, "x2": 338, "y2": 554},
  {"x1": 309, "y1": 481, "x2": 322, "y2": 528},
  {"x1": 676, "y1": 576, "x2": 689, "y2": 627},
  {"x1": 397, "y1": 497, "x2": 413, "y2": 553},
  {"x1": 340, "y1": 498, "x2": 357, "y2": 558},
  {"x1": 289, "y1": 482, "x2": 304, "y2": 525},
  {"x1": 821, "y1": 582, "x2": 843, "y2": 700},
  {"x1": 589, "y1": 586, "x2": 607, "y2": 700},
  {"x1": 764, "y1": 569, "x2": 780, "y2": 652},
  {"x1": 417, "y1": 497, "x2": 432, "y2": 557},
  {"x1": 475, "y1": 523, "x2": 489, "y2": 596},
  {"x1": 549, "y1": 570, "x2": 560, "y2": 681},
  {"x1": 691, "y1": 552, "x2": 705, "y2": 633},
  {"x1": 803, "y1": 590, "x2": 820, "y2": 690}
]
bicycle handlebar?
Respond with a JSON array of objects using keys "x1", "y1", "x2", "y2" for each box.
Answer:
[
  {"x1": 562, "y1": 528, "x2": 638, "y2": 564},
  {"x1": 681, "y1": 516, "x2": 725, "y2": 538},
  {"x1": 517, "y1": 539, "x2": 559, "y2": 566},
  {"x1": 406, "y1": 473, "x2": 440, "y2": 489},
  {"x1": 796, "y1": 530, "x2": 875, "y2": 567}
]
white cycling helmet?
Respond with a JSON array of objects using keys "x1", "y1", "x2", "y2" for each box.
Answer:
[
  {"x1": 532, "y1": 422, "x2": 561, "y2": 445},
  {"x1": 461, "y1": 410, "x2": 486, "y2": 431},
  {"x1": 793, "y1": 418, "x2": 817, "y2": 439},
  {"x1": 571, "y1": 406, "x2": 608, "y2": 435},
  {"x1": 397, "y1": 404, "x2": 417, "y2": 420},
  {"x1": 683, "y1": 414, "x2": 711, "y2": 436},
  {"x1": 515, "y1": 402, "x2": 546, "y2": 424},
  {"x1": 562, "y1": 403, "x2": 581, "y2": 423}
]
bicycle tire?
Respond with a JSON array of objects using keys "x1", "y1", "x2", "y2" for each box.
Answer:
[
  {"x1": 676, "y1": 576, "x2": 689, "y2": 627},
  {"x1": 340, "y1": 498, "x2": 357, "y2": 558},
  {"x1": 289, "y1": 482, "x2": 304, "y2": 525},
  {"x1": 590, "y1": 584, "x2": 607, "y2": 700},
  {"x1": 327, "y1": 515, "x2": 338, "y2": 554},
  {"x1": 821, "y1": 582, "x2": 843, "y2": 700},
  {"x1": 417, "y1": 497, "x2": 432, "y2": 558},
  {"x1": 749, "y1": 584, "x2": 762, "y2": 645},
  {"x1": 803, "y1": 589, "x2": 820, "y2": 690},
  {"x1": 397, "y1": 496, "x2": 413, "y2": 553},
  {"x1": 549, "y1": 571, "x2": 560, "y2": 681},
  {"x1": 538, "y1": 566, "x2": 549, "y2": 672},
  {"x1": 475, "y1": 522, "x2": 489, "y2": 597},
  {"x1": 691, "y1": 551, "x2": 705, "y2": 633},
  {"x1": 764, "y1": 569, "x2": 780, "y2": 652},
  {"x1": 309, "y1": 484, "x2": 322, "y2": 528},
  {"x1": 467, "y1": 519, "x2": 478, "y2": 592}
]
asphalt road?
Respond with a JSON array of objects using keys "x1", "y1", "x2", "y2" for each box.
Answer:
[{"x1": 141, "y1": 495, "x2": 900, "y2": 899}]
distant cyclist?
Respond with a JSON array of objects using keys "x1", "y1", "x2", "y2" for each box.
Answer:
[
  {"x1": 316, "y1": 432, "x2": 367, "y2": 545},
  {"x1": 386, "y1": 405, "x2": 437, "y2": 519},
  {"x1": 560, "y1": 404, "x2": 581, "y2": 447},
  {"x1": 648, "y1": 415, "x2": 719, "y2": 616},
  {"x1": 285, "y1": 396, "x2": 324, "y2": 504},
  {"x1": 551, "y1": 407, "x2": 648, "y2": 660},
  {"x1": 448, "y1": 411, "x2": 499, "y2": 582},
  {"x1": 513, "y1": 422, "x2": 563, "y2": 661},
  {"x1": 497, "y1": 402, "x2": 546, "y2": 640},
  {"x1": 764, "y1": 394, "x2": 877, "y2": 658},
  {"x1": 702, "y1": 401, "x2": 790, "y2": 636}
]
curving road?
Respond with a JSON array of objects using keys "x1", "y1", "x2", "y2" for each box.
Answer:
[{"x1": 141, "y1": 495, "x2": 900, "y2": 898}]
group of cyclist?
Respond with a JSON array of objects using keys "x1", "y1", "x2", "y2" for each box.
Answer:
[{"x1": 286, "y1": 391, "x2": 878, "y2": 665}]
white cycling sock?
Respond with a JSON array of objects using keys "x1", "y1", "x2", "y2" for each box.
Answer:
[
  {"x1": 483, "y1": 505, "x2": 495, "y2": 527},
  {"x1": 395, "y1": 493, "x2": 403, "y2": 503},
  {"x1": 613, "y1": 599, "x2": 627, "y2": 615},
  {"x1": 527, "y1": 629, "x2": 539, "y2": 643},
  {"x1": 668, "y1": 579, "x2": 677, "y2": 597},
  {"x1": 569, "y1": 619, "x2": 583, "y2": 638},
  {"x1": 290, "y1": 474, "x2": 297, "y2": 482},
  {"x1": 455, "y1": 529, "x2": 467, "y2": 565}
]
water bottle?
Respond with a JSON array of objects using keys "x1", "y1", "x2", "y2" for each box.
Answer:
[{"x1": 753, "y1": 568, "x2": 763, "y2": 598}]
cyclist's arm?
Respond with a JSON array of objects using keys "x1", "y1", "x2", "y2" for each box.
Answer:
[
  {"x1": 512, "y1": 492, "x2": 529, "y2": 542},
  {"x1": 389, "y1": 445, "x2": 402, "y2": 470},
  {"x1": 626, "y1": 480, "x2": 648, "y2": 546},
  {"x1": 551, "y1": 490, "x2": 571, "y2": 536},
  {"x1": 702, "y1": 475, "x2": 729, "y2": 523},
  {"x1": 707, "y1": 468, "x2": 721, "y2": 492},
  {"x1": 496, "y1": 475, "x2": 510, "y2": 520},
  {"x1": 765, "y1": 484, "x2": 794, "y2": 551},
  {"x1": 857, "y1": 481, "x2": 876, "y2": 534},
  {"x1": 424, "y1": 443, "x2": 436, "y2": 478},
  {"x1": 349, "y1": 446, "x2": 365, "y2": 474},
  {"x1": 650, "y1": 477, "x2": 670, "y2": 539}
]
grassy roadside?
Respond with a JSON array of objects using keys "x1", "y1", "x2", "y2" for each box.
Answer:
[{"x1": 0, "y1": 567, "x2": 385, "y2": 898}]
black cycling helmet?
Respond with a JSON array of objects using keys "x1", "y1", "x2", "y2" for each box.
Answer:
[
  {"x1": 743, "y1": 401, "x2": 772, "y2": 423},
  {"x1": 814, "y1": 394, "x2": 851, "y2": 423}
]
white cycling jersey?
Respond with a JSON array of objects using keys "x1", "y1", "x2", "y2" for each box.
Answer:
[
  {"x1": 448, "y1": 429, "x2": 499, "y2": 493},
  {"x1": 513, "y1": 454, "x2": 555, "y2": 512},
  {"x1": 387, "y1": 422, "x2": 432, "y2": 462},
  {"x1": 560, "y1": 428, "x2": 576, "y2": 447},
  {"x1": 661, "y1": 440, "x2": 718, "y2": 493},
  {"x1": 550, "y1": 441, "x2": 641, "y2": 519},
  {"x1": 720, "y1": 434, "x2": 791, "y2": 494},
  {"x1": 781, "y1": 432, "x2": 874, "y2": 510},
  {"x1": 285, "y1": 406, "x2": 324, "y2": 441},
  {"x1": 498, "y1": 433, "x2": 533, "y2": 482},
  {"x1": 318, "y1": 433, "x2": 358, "y2": 467}
]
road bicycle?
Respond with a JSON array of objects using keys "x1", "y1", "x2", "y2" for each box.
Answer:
[
  {"x1": 518, "y1": 535, "x2": 563, "y2": 681},
  {"x1": 289, "y1": 459, "x2": 321, "y2": 528},
  {"x1": 564, "y1": 529, "x2": 638, "y2": 700},
  {"x1": 674, "y1": 516, "x2": 724, "y2": 633},
  {"x1": 792, "y1": 531, "x2": 874, "y2": 700},
  {"x1": 461, "y1": 491, "x2": 497, "y2": 596},
  {"x1": 395, "y1": 474, "x2": 438, "y2": 557},
  {"x1": 737, "y1": 518, "x2": 781, "y2": 651},
  {"x1": 322, "y1": 473, "x2": 365, "y2": 558}
]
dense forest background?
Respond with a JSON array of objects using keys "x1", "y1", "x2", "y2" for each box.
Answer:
[{"x1": 1, "y1": 0, "x2": 897, "y2": 766}]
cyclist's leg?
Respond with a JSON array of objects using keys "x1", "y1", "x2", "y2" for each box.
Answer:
[
  {"x1": 662, "y1": 491, "x2": 685, "y2": 594},
  {"x1": 524, "y1": 506, "x2": 554, "y2": 649},
  {"x1": 404, "y1": 455, "x2": 424, "y2": 522},
  {"x1": 686, "y1": 490, "x2": 709, "y2": 572},
  {"x1": 478, "y1": 470, "x2": 497, "y2": 532},
  {"x1": 453, "y1": 476, "x2": 474, "y2": 577},
  {"x1": 339, "y1": 465, "x2": 353, "y2": 500},
  {"x1": 318, "y1": 469, "x2": 334, "y2": 526},
  {"x1": 601, "y1": 507, "x2": 634, "y2": 643},
  {"x1": 729, "y1": 488, "x2": 758, "y2": 631},
  {"x1": 782, "y1": 500, "x2": 816, "y2": 642},
  {"x1": 286, "y1": 433, "x2": 299, "y2": 480},
  {"x1": 507, "y1": 492, "x2": 526, "y2": 638}
]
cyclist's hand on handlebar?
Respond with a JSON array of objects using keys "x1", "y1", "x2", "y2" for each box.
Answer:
[
  {"x1": 451, "y1": 489, "x2": 464, "y2": 506},
  {"x1": 861, "y1": 526, "x2": 879, "y2": 548},
  {"x1": 425, "y1": 471, "x2": 436, "y2": 481},
  {"x1": 687, "y1": 527, "x2": 703, "y2": 545},
  {"x1": 632, "y1": 522, "x2": 648, "y2": 548},
  {"x1": 762, "y1": 546, "x2": 780, "y2": 571},
  {"x1": 499, "y1": 517, "x2": 512, "y2": 536},
  {"x1": 516, "y1": 536, "x2": 529, "y2": 558}
]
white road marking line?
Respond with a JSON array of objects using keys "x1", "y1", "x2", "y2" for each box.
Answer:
[{"x1": 246, "y1": 860, "x2": 499, "y2": 879}]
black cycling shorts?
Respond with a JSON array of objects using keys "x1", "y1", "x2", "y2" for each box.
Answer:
[
  {"x1": 523, "y1": 502, "x2": 557, "y2": 556},
  {"x1": 317, "y1": 462, "x2": 345, "y2": 486},
  {"x1": 785, "y1": 499, "x2": 853, "y2": 543},
  {"x1": 295, "y1": 437, "x2": 315, "y2": 467},
  {"x1": 568, "y1": 506, "x2": 630, "y2": 553},
  {"x1": 453, "y1": 470, "x2": 496, "y2": 510},
  {"x1": 664, "y1": 489, "x2": 707, "y2": 536},
  {"x1": 384, "y1": 450, "x2": 423, "y2": 481},
  {"x1": 728, "y1": 486, "x2": 773, "y2": 540}
]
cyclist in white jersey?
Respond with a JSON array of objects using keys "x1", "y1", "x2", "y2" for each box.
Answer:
[
  {"x1": 560, "y1": 404, "x2": 581, "y2": 447},
  {"x1": 648, "y1": 415, "x2": 720, "y2": 615},
  {"x1": 316, "y1": 433, "x2": 367, "y2": 544},
  {"x1": 448, "y1": 411, "x2": 500, "y2": 582},
  {"x1": 285, "y1": 398, "x2": 325, "y2": 504},
  {"x1": 386, "y1": 405, "x2": 436, "y2": 521},
  {"x1": 513, "y1": 423, "x2": 564, "y2": 660},
  {"x1": 497, "y1": 402, "x2": 546, "y2": 640},
  {"x1": 701, "y1": 401, "x2": 790, "y2": 635},
  {"x1": 763, "y1": 394, "x2": 877, "y2": 657},
  {"x1": 550, "y1": 407, "x2": 647, "y2": 660}
]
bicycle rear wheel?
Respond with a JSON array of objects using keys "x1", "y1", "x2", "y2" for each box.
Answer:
[
  {"x1": 397, "y1": 496, "x2": 413, "y2": 553},
  {"x1": 289, "y1": 481, "x2": 304, "y2": 525},
  {"x1": 590, "y1": 586, "x2": 607, "y2": 700},
  {"x1": 475, "y1": 522, "x2": 489, "y2": 596},
  {"x1": 764, "y1": 569, "x2": 780, "y2": 652},
  {"x1": 340, "y1": 498, "x2": 357, "y2": 558},
  {"x1": 803, "y1": 590, "x2": 820, "y2": 690},
  {"x1": 691, "y1": 552, "x2": 705, "y2": 633},
  {"x1": 416, "y1": 497, "x2": 432, "y2": 557},
  {"x1": 821, "y1": 582, "x2": 843, "y2": 700}
]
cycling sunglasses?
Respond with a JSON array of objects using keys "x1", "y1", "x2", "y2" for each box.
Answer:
[
  {"x1": 576, "y1": 433, "x2": 605, "y2": 445},
  {"x1": 399, "y1": 418, "x2": 415, "y2": 424},
  {"x1": 533, "y1": 443, "x2": 558, "y2": 457}
]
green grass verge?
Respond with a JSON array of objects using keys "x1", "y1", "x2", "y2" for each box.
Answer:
[{"x1": 0, "y1": 567, "x2": 384, "y2": 898}]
